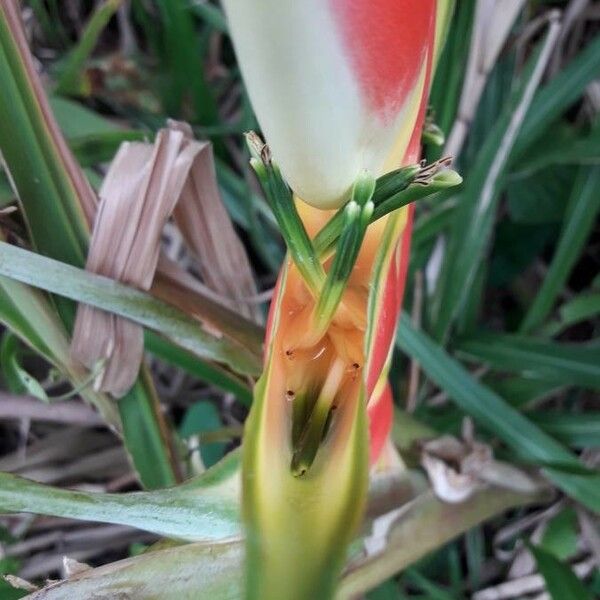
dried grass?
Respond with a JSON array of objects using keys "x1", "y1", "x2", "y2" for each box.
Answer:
[{"x1": 71, "y1": 121, "x2": 258, "y2": 397}]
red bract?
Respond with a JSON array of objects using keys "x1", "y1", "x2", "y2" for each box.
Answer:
[{"x1": 330, "y1": 0, "x2": 436, "y2": 116}]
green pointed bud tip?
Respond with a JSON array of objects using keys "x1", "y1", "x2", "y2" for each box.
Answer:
[
  {"x1": 433, "y1": 169, "x2": 463, "y2": 188},
  {"x1": 344, "y1": 200, "x2": 361, "y2": 223},
  {"x1": 291, "y1": 399, "x2": 327, "y2": 476},
  {"x1": 249, "y1": 157, "x2": 267, "y2": 180},
  {"x1": 406, "y1": 164, "x2": 423, "y2": 179},
  {"x1": 423, "y1": 122, "x2": 445, "y2": 147},
  {"x1": 362, "y1": 201, "x2": 374, "y2": 223},
  {"x1": 352, "y1": 170, "x2": 376, "y2": 206}
]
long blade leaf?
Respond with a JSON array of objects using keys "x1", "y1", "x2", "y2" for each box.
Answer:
[
  {"x1": 396, "y1": 314, "x2": 600, "y2": 513},
  {"x1": 0, "y1": 241, "x2": 262, "y2": 377}
]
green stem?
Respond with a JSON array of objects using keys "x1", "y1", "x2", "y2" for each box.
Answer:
[
  {"x1": 313, "y1": 173, "x2": 375, "y2": 337},
  {"x1": 313, "y1": 161, "x2": 461, "y2": 258},
  {"x1": 247, "y1": 133, "x2": 325, "y2": 295}
]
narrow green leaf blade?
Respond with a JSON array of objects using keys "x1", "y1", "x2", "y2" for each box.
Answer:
[
  {"x1": 0, "y1": 1, "x2": 180, "y2": 489},
  {"x1": 0, "y1": 451, "x2": 241, "y2": 542},
  {"x1": 512, "y1": 33, "x2": 600, "y2": 160},
  {"x1": 396, "y1": 314, "x2": 600, "y2": 512},
  {"x1": 54, "y1": 0, "x2": 122, "y2": 96},
  {"x1": 456, "y1": 333, "x2": 600, "y2": 391},
  {"x1": 431, "y1": 23, "x2": 560, "y2": 341},
  {"x1": 520, "y1": 166, "x2": 600, "y2": 333},
  {"x1": 530, "y1": 545, "x2": 594, "y2": 600},
  {"x1": 0, "y1": 241, "x2": 262, "y2": 377}
]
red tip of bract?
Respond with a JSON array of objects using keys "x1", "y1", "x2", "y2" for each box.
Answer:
[
  {"x1": 329, "y1": 0, "x2": 436, "y2": 118},
  {"x1": 367, "y1": 382, "x2": 394, "y2": 463}
]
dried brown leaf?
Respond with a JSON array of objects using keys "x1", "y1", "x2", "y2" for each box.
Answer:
[
  {"x1": 71, "y1": 121, "x2": 260, "y2": 397},
  {"x1": 71, "y1": 126, "x2": 204, "y2": 396},
  {"x1": 421, "y1": 426, "x2": 541, "y2": 504},
  {"x1": 2, "y1": 574, "x2": 38, "y2": 593},
  {"x1": 171, "y1": 123, "x2": 261, "y2": 324}
]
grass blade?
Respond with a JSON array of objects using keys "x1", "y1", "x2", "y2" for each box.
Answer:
[
  {"x1": 153, "y1": 0, "x2": 219, "y2": 127},
  {"x1": 0, "y1": 2, "x2": 231, "y2": 487},
  {"x1": 431, "y1": 19, "x2": 561, "y2": 341},
  {"x1": 529, "y1": 412, "x2": 600, "y2": 450},
  {"x1": 529, "y1": 545, "x2": 594, "y2": 600},
  {"x1": 512, "y1": 33, "x2": 600, "y2": 161},
  {"x1": 0, "y1": 451, "x2": 241, "y2": 541},
  {"x1": 0, "y1": 241, "x2": 262, "y2": 377},
  {"x1": 520, "y1": 166, "x2": 600, "y2": 332},
  {"x1": 456, "y1": 332, "x2": 600, "y2": 391},
  {"x1": 0, "y1": 274, "x2": 120, "y2": 429},
  {"x1": 396, "y1": 314, "x2": 600, "y2": 512},
  {"x1": 145, "y1": 333, "x2": 252, "y2": 405},
  {"x1": 54, "y1": 0, "x2": 123, "y2": 96}
]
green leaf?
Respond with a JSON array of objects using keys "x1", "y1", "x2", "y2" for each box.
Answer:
[
  {"x1": 543, "y1": 292, "x2": 600, "y2": 336},
  {"x1": 49, "y1": 95, "x2": 147, "y2": 166},
  {"x1": 10, "y1": 477, "x2": 549, "y2": 599},
  {"x1": 0, "y1": 5, "x2": 90, "y2": 277},
  {"x1": 488, "y1": 376, "x2": 563, "y2": 410},
  {"x1": 403, "y1": 569, "x2": 455, "y2": 600},
  {"x1": 119, "y1": 373, "x2": 179, "y2": 489},
  {"x1": 54, "y1": 0, "x2": 122, "y2": 96},
  {"x1": 366, "y1": 581, "x2": 400, "y2": 600},
  {"x1": 0, "y1": 578, "x2": 29, "y2": 600},
  {"x1": 216, "y1": 156, "x2": 283, "y2": 273},
  {"x1": 0, "y1": 2, "x2": 180, "y2": 489},
  {"x1": 431, "y1": 24, "x2": 560, "y2": 341},
  {"x1": 520, "y1": 166, "x2": 600, "y2": 333},
  {"x1": 0, "y1": 450, "x2": 241, "y2": 542},
  {"x1": 0, "y1": 273, "x2": 120, "y2": 428},
  {"x1": 28, "y1": 539, "x2": 244, "y2": 599},
  {"x1": 506, "y1": 166, "x2": 575, "y2": 224},
  {"x1": 49, "y1": 96, "x2": 122, "y2": 137},
  {"x1": 191, "y1": 1, "x2": 228, "y2": 33},
  {"x1": 530, "y1": 545, "x2": 593, "y2": 600},
  {"x1": 428, "y1": 0, "x2": 475, "y2": 158},
  {"x1": 559, "y1": 293, "x2": 600, "y2": 326},
  {"x1": 145, "y1": 333, "x2": 253, "y2": 405},
  {"x1": 540, "y1": 507, "x2": 579, "y2": 561},
  {"x1": 456, "y1": 332, "x2": 600, "y2": 391},
  {"x1": 0, "y1": 241, "x2": 262, "y2": 378},
  {"x1": 529, "y1": 412, "x2": 600, "y2": 450},
  {"x1": 0, "y1": 171, "x2": 14, "y2": 207},
  {"x1": 512, "y1": 33, "x2": 600, "y2": 161},
  {"x1": 0, "y1": 331, "x2": 48, "y2": 401},
  {"x1": 396, "y1": 314, "x2": 600, "y2": 513},
  {"x1": 411, "y1": 197, "x2": 457, "y2": 249},
  {"x1": 153, "y1": 0, "x2": 219, "y2": 127},
  {"x1": 515, "y1": 122, "x2": 600, "y2": 175}
]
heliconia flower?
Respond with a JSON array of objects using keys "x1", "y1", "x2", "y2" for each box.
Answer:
[{"x1": 222, "y1": 2, "x2": 454, "y2": 599}]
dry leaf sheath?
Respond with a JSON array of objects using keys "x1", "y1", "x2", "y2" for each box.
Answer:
[{"x1": 72, "y1": 122, "x2": 258, "y2": 397}]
